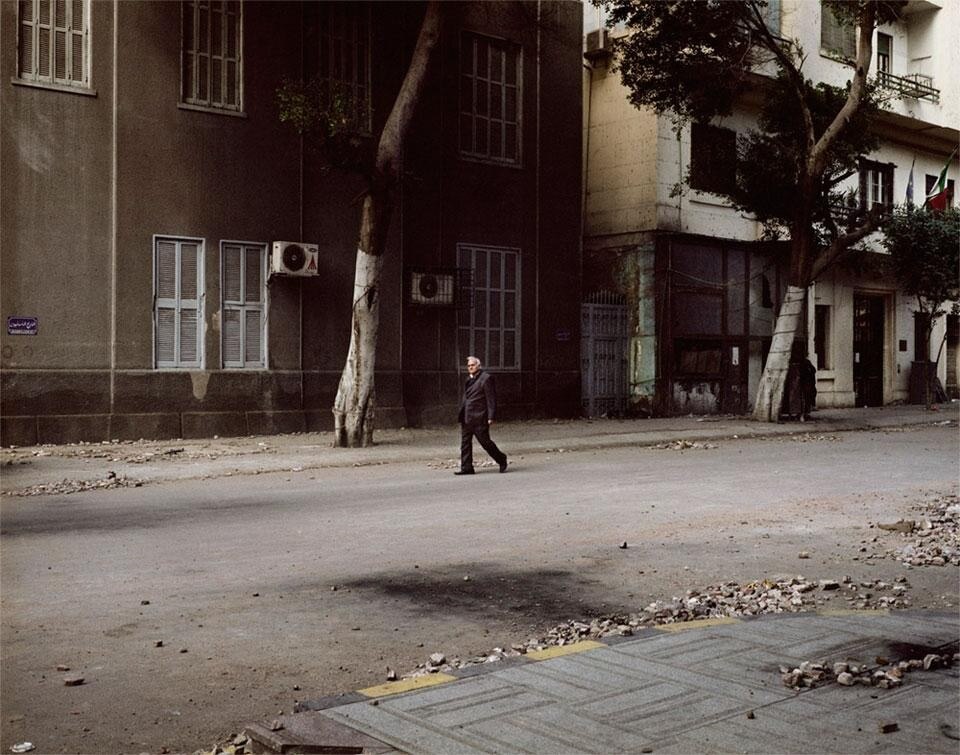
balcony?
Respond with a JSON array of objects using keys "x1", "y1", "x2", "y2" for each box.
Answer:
[{"x1": 877, "y1": 71, "x2": 940, "y2": 104}]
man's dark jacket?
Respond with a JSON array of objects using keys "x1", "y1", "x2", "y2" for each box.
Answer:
[{"x1": 458, "y1": 370, "x2": 497, "y2": 427}]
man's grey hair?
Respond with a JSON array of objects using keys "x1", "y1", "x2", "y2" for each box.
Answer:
[{"x1": 466, "y1": 356, "x2": 481, "y2": 366}]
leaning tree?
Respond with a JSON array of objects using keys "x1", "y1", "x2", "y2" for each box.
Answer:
[
  {"x1": 600, "y1": 0, "x2": 906, "y2": 420},
  {"x1": 277, "y1": 2, "x2": 442, "y2": 447}
]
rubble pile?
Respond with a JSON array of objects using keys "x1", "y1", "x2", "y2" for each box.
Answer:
[
  {"x1": 781, "y1": 651, "x2": 959, "y2": 690},
  {"x1": 4, "y1": 472, "x2": 143, "y2": 497},
  {"x1": 194, "y1": 732, "x2": 251, "y2": 755},
  {"x1": 652, "y1": 440, "x2": 717, "y2": 451},
  {"x1": 401, "y1": 575, "x2": 900, "y2": 680},
  {"x1": 864, "y1": 494, "x2": 960, "y2": 567}
]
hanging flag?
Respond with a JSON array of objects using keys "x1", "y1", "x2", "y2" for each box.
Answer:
[
  {"x1": 905, "y1": 156, "x2": 915, "y2": 205},
  {"x1": 925, "y1": 149, "x2": 957, "y2": 211}
]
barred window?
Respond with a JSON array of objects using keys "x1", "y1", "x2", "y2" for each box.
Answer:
[
  {"x1": 155, "y1": 237, "x2": 204, "y2": 369},
  {"x1": 221, "y1": 242, "x2": 267, "y2": 368},
  {"x1": 17, "y1": 0, "x2": 89, "y2": 87},
  {"x1": 305, "y1": 2, "x2": 372, "y2": 134},
  {"x1": 460, "y1": 32, "x2": 522, "y2": 165},
  {"x1": 182, "y1": 0, "x2": 242, "y2": 112},
  {"x1": 458, "y1": 244, "x2": 520, "y2": 370}
]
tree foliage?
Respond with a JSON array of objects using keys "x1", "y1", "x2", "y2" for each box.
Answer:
[{"x1": 883, "y1": 205, "x2": 960, "y2": 318}]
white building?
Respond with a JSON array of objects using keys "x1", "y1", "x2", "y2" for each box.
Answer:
[{"x1": 582, "y1": 0, "x2": 959, "y2": 416}]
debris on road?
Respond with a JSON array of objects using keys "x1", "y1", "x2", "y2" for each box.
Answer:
[
  {"x1": 5, "y1": 474, "x2": 144, "y2": 497},
  {"x1": 864, "y1": 495, "x2": 959, "y2": 566},
  {"x1": 651, "y1": 440, "x2": 717, "y2": 451},
  {"x1": 780, "y1": 651, "x2": 956, "y2": 690},
  {"x1": 878, "y1": 722, "x2": 900, "y2": 734},
  {"x1": 63, "y1": 677, "x2": 85, "y2": 686},
  {"x1": 401, "y1": 575, "x2": 913, "y2": 680},
  {"x1": 10, "y1": 743, "x2": 35, "y2": 753}
]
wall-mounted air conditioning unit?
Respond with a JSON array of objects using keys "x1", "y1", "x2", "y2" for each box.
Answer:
[
  {"x1": 271, "y1": 241, "x2": 319, "y2": 276},
  {"x1": 407, "y1": 268, "x2": 472, "y2": 309}
]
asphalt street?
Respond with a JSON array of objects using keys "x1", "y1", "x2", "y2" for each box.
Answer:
[{"x1": 1, "y1": 419, "x2": 958, "y2": 753}]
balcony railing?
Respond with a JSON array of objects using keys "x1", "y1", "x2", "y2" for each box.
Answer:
[{"x1": 877, "y1": 70, "x2": 940, "y2": 104}]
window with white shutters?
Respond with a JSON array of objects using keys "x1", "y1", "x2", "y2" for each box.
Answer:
[
  {"x1": 17, "y1": 0, "x2": 90, "y2": 88},
  {"x1": 221, "y1": 242, "x2": 267, "y2": 368},
  {"x1": 155, "y1": 236, "x2": 204, "y2": 369},
  {"x1": 181, "y1": 0, "x2": 242, "y2": 112},
  {"x1": 458, "y1": 244, "x2": 520, "y2": 371}
]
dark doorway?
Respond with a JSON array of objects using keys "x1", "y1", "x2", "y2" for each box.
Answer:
[
  {"x1": 853, "y1": 294, "x2": 885, "y2": 407},
  {"x1": 946, "y1": 314, "x2": 959, "y2": 399}
]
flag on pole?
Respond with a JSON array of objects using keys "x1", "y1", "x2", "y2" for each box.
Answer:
[
  {"x1": 925, "y1": 149, "x2": 957, "y2": 211},
  {"x1": 905, "y1": 156, "x2": 915, "y2": 205}
]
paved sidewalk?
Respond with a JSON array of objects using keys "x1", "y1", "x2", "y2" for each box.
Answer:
[
  {"x1": 2, "y1": 403, "x2": 957, "y2": 494},
  {"x1": 245, "y1": 610, "x2": 959, "y2": 754}
]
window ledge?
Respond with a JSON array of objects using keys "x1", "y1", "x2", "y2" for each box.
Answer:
[
  {"x1": 688, "y1": 191, "x2": 734, "y2": 208},
  {"x1": 819, "y1": 50, "x2": 855, "y2": 67},
  {"x1": 459, "y1": 153, "x2": 524, "y2": 171},
  {"x1": 11, "y1": 78, "x2": 97, "y2": 97},
  {"x1": 178, "y1": 102, "x2": 247, "y2": 118}
]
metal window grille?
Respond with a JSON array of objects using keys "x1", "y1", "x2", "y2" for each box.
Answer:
[
  {"x1": 221, "y1": 242, "x2": 267, "y2": 368},
  {"x1": 182, "y1": 0, "x2": 242, "y2": 111},
  {"x1": 306, "y1": 2, "x2": 372, "y2": 134},
  {"x1": 459, "y1": 32, "x2": 522, "y2": 165},
  {"x1": 457, "y1": 244, "x2": 520, "y2": 370},
  {"x1": 17, "y1": 0, "x2": 89, "y2": 87},
  {"x1": 155, "y1": 236, "x2": 204, "y2": 369}
]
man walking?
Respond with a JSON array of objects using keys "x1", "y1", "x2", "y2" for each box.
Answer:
[{"x1": 456, "y1": 356, "x2": 508, "y2": 475}]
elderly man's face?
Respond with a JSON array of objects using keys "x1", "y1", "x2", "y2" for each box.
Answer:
[{"x1": 466, "y1": 359, "x2": 480, "y2": 376}]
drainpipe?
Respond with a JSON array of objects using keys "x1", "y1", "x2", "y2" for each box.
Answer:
[
  {"x1": 109, "y1": 0, "x2": 118, "y2": 425},
  {"x1": 535, "y1": 0, "x2": 541, "y2": 408}
]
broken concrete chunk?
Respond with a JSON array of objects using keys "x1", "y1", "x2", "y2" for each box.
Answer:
[
  {"x1": 63, "y1": 677, "x2": 85, "y2": 686},
  {"x1": 878, "y1": 722, "x2": 899, "y2": 734},
  {"x1": 429, "y1": 653, "x2": 446, "y2": 666}
]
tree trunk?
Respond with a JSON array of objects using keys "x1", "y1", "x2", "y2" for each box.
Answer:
[
  {"x1": 330, "y1": 1, "x2": 442, "y2": 448},
  {"x1": 752, "y1": 285, "x2": 806, "y2": 422},
  {"x1": 333, "y1": 197, "x2": 386, "y2": 447}
]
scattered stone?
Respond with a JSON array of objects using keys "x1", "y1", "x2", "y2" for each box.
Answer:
[
  {"x1": 878, "y1": 520, "x2": 915, "y2": 533},
  {"x1": 819, "y1": 579, "x2": 840, "y2": 590},
  {"x1": 746, "y1": 710, "x2": 755, "y2": 719},
  {"x1": 836, "y1": 672, "x2": 855, "y2": 686},
  {"x1": 56, "y1": 664, "x2": 70, "y2": 672},
  {"x1": 619, "y1": 542, "x2": 628, "y2": 549},
  {"x1": 429, "y1": 653, "x2": 446, "y2": 666},
  {"x1": 268, "y1": 720, "x2": 284, "y2": 732},
  {"x1": 10, "y1": 743, "x2": 35, "y2": 753},
  {"x1": 63, "y1": 677, "x2": 85, "y2": 686},
  {"x1": 386, "y1": 669, "x2": 397, "y2": 681},
  {"x1": 140, "y1": 600, "x2": 150, "y2": 605},
  {"x1": 154, "y1": 640, "x2": 163, "y2": 648},
  {"x1": 179, "y1": 648, "x2": 188, "y2": 654},
  {"x1": 798, "y1": 551, "x2": 810, "y2": 559},
  {"x1": 652, "y1": 440, "x2": 718, "y2": 451},
  {"x1": 878, "y1": 722, "x2": 899, "y2": 734}
]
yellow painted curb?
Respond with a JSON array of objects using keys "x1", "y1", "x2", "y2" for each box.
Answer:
[
  {"x1": 817, "y1": 608, "x2": 890, "y2": 617},
  {"x1": 526, "y1": 640, "x2": 605, "y2": 660},
  {"x1": 359, "y1": 673, "x2": 458, "y2": 698},
  {"x1": 654, "y1": 617, "x2": 741, "y2": 632}
]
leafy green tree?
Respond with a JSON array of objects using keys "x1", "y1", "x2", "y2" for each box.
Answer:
[
  {"x1": 601, "y1": 0, "x2": 905, "y2": 420},
  {"x1": 276, "y1": 2, "x2": 442, "y2": 447},
  {"x1": 883, "y1": 205, "x2": 960, "y2": 406}
]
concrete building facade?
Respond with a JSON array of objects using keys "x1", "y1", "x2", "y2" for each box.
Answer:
[
  {"x1": 583, "y1": 0, "x2": 959, "y2": 416},
  {"x1": 1, "y1": 1, "x2": 583, "y2": 445}
]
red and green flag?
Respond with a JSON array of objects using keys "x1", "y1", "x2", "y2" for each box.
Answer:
[{"x1": 925, "y1": 149, "x2": 957, "y2": 211}]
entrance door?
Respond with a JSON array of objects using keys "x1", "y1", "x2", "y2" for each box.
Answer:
[
  {"x1": 853, "y1": 294, "x2": 884, "y2": 407},
  {"x1": 721, "y1": 340, "x2": 748, "y2": 413},
  {"x1": 581, "y1": 295, "x2": 628, "y2": 417}
]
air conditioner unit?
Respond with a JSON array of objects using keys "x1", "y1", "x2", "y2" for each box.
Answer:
[
  {"x1": 271, "y1": 241, "x2": 319, "y2": 276},
  {"x1": 584, "y1": 29, "x2": 611, "y2": 61},
  {"x1": 410, "y1": 270, "x2": 455, "y2": 306}
]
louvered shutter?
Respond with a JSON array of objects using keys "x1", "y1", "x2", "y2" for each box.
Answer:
[
  {"x1": 156, "y1": 238, "x2": 203, "y2": 368},
  {"x1": 179, "y1": 243, "x2": 201, "y2": 366},
  {"x1": 19, "y1": 0, "x2": 34, "y2": 76},
  {"x1": 221, "y1": 244, "x2": 242, "y2": 366},
  {"x1": 155, "y1": 240, "x2": 178, "y2": 366},
  {"x1": 221, "y1": 243, "x2": 265, "y2": 368}
]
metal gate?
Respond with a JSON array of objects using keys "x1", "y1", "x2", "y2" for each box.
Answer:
[{"x1": 581, "y1": 293, "x2": 628, "y2": 417}]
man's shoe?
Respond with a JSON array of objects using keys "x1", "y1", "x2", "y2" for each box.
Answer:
[
  {"x1": 499, "y1": 457, "x2": 508, "y2": 473},
  {"x1": 454, "y1": 469, "x2": 475, "y2": 476}
]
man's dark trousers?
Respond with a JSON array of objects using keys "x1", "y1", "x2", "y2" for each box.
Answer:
[{"x1": 460, "y1": 422, "x2": 506, "y2": 472}]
